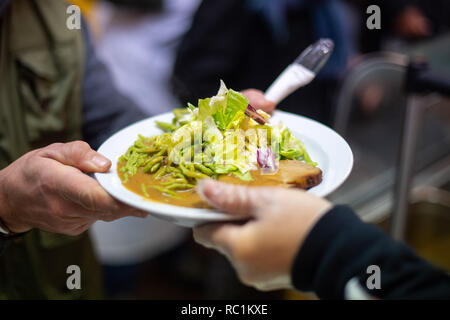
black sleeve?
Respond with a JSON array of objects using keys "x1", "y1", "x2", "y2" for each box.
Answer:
[
  {"x1": 81, "y1": 19, "x2": 148, "y2": 150},
  {"x1": 291, "y1": 205, "x2": 450, "y2": 300}
]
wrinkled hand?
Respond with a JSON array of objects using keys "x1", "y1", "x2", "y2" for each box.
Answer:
[
  {"x1": 241, "y1": 89, "x2": 276, "y2": 114},
  {"x1": 193, "y1": 179, "x2": 331, "y2": 291},
  {"x1": 0, "y1": 141, "x2": 147, "y2": 236}
]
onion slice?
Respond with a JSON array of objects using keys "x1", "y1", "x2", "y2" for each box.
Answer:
[
  {"x1": 245, "y1": 104, "x2": 268, "y2": 125},
  {"x1": 257, "y1": 147, "x2": 278, "y2": 174}
]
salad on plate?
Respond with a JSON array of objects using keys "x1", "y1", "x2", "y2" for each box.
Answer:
[{"x1": 117, "y1": 81, "x2": 322, "y2": 208}]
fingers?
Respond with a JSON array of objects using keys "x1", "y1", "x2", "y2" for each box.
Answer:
[
  {"x1": 49, "y1": 163, "x2": 146, "y2": 219},
  {"x1": 99, "y1": 201, "x2": 148, "y2": 221},
  {"x1": 39, "y1": 141, "x2": 111, "y2": 173},
  {"x1": 61, "y1": 193, "x2": 147, "y2": 220},
  {"x1": 241, "y1": 89, "x2": 276, "y2": 114},
  {"x1": 40, "y1": 141, "x2": 148, "y2": 219},
  {"x1": 197, "y1": 179, "x2": 261, "y2": 216},
  {"x1": 52, "y1": 164, "x2": 117, "y2": 212},
  {"x1": 41, "y1": 197, "x2": 146, "y2": 236},
  {"x1": 193, "y1": 223, "x2": 241, "y2": 256}
]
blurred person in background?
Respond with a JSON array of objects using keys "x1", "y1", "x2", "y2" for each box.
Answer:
[
  {"x1": 94, "y1": 0, "x2": 201, "y2": 116},
  {"x1": 172, "y1": 0, "x2": 357, "y2": 126},
  {"x1": 352, "y1": 0, "x2": 450, "y2": 53},
  {"x1": 346, "y1": 0, "x2": 450, "y2": 117}
]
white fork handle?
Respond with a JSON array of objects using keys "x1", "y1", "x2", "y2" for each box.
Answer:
[{"x1": 265, "y1": 64, "x2": 316, "y2": 105}]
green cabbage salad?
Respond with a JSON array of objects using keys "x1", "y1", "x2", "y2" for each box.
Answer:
[{"x1": 119, "y1": 81, "x2": 315, "y2": 198}]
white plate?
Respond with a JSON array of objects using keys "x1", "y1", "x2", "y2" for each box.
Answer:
[{"x1": 95, "y1": 110, "x2": 353, "y2": 227}]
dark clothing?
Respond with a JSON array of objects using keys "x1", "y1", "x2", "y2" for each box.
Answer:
[
  {"x1": 292, "y1": 205, "x2": 450, "y2": 299},
  {"x1": 0, "y1": 0, "x2": 145, "y2": 298},
  {"x1": 0, "y1": 0, "x2": 145, "y2": 151},
  {"x1": 0, "y1": 0, "x2": 93, "y2": 298},
  {"x1": 104, "y1": 0, "x2": 163, "y2": 11},
  {"x1": 172, "y1": 0, "x2": 339, "y2": 125},
  {"x1": 0, "y1": 1, "x2": 10, "y2": 15},
  {"x1": 81, "y1": 19, "x2": 147, "y2": 149}
]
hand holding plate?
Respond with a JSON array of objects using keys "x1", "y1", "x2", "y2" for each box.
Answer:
[{"x1": 0, "y1": 141, "x2": 147, "y2": 236}]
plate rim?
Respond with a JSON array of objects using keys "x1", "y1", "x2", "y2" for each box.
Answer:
[{"x1": 94, "y1": 110, "x2": 353, "y2": 223}]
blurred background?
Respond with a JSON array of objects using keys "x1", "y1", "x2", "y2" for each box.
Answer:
[{"x1": 71, "y1": 0, "x2": 450, "y2": 299}]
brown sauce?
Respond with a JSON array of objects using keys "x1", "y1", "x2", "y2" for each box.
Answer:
[
  {"x1": 118, "y1": 163, "x2": 209, "y2": 208},
  {"x1": 118, "y1": 160, "x2": 321, "y2": 208}
]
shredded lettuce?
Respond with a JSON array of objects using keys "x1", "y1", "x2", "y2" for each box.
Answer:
[
  {"x1": 232, "y1": 171, "x2": 254, "y2": 181},
  {"x1": 279, "y1": 127, "x2": 316, "y2": 166},
  {"x1": 213, "y1": 89, "x2": 249, "y2": 130}
]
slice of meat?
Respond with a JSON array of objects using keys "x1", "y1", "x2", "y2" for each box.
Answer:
[
  {"x1": 218, "y1": 160, "x2": 322, "y2": 190},
  {"x1": 273, "y1": 160, "x2": 322, "y2": 189}
]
